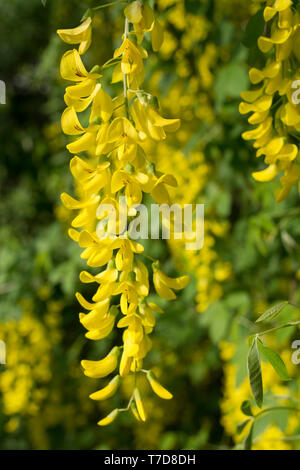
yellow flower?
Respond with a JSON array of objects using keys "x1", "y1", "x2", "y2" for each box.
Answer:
[
  {"x1": 132, "y1": 98, "x2": 180, "y2": 141},
  {"x1": 81, "y1": 347, "x2": 120, "y2": 378},
  {"x1": 57, "y1": 1, "x2": 189, "y2": 428},
  {"x1": 252, "y1": 164, "x2": 279, "y2": 182},
  {"x1": 124, "y1": 1, "x2": 164, "y2": 51},
  {"x1": 153, "y1": 267, "x2": 190, "y2": 300},
  {"x1": 263, "y1": 0, "x2": 292, "y2": 22},
  {"x1": 240, "y1": 2, "x2": 300, "y2": 200},
  {"x1": 133, "y1": 388, "x2": 147, "y2": 421},
  {"x1": 113, "y1": 38, "x2": 145, "y2": 86},
  {"x1": 89, "y1": 375, "x2": 121, "y2": 401},
  {"x1": 106, "y1": 117, "x2": 140, "y2": 162},
  {"x1": 69, "y1": 156, "x2": 110, "y2": 194},
  {"x1": 59, "y1": 49, "x2": 100, "y2": 83},
  {"x1": 97, "y1": 408, "x2": 119, "y2": 426},
  {"x1": 146, "y1": 371, "x2": 173, "y2": 399},
  {"x1": 57, "y1": 17, "x2": 92, "y2": 55}
]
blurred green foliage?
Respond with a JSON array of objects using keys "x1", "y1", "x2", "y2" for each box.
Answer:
[{"x1": 0, "y1": 0, "x2": 299, "y2": 450}]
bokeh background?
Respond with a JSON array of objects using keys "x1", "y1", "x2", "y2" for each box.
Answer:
[{"x1": 0, "y1": 0, "x2": 300, "y2": 450}]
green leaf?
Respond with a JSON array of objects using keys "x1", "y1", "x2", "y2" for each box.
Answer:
[
  {"x1": 241, "y1": 400, "x2": 253, "y2": 417},
  {"x1": 41, "y1": 0, "x2": 47, "y2": 5},
  {"x1": 256, "y1": 301, "x2": 289, "y2": 323},
  {"x1": 259, "y1": 320, "x2": 300, "y2": 337},
  {"x1": 257, "y1": 341, "x2": 290, "y2": 381},
  {"x1": 242, "y1": 8, "x2": 265, "y2": 48},
  {"x1": 247, "y1": 337, "x2": 263, "y2": 408},
  {"x1": 215, "y1": 62, "x2": 249, "y2": 108},
  {"x1": 199, "y1": 301, "x2": 230, "y2": 344},
  {"x1": 242, "y1": 422, "x2": 254, "y2": 450},
  {"x1": 237, "y1": 418, "x2": 252, "y2": 434},
  {"x1": 248, "y1": 334, "x2": 255, "y2": 347}
]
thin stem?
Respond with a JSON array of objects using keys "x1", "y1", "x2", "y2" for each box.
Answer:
[
  {"x1": 128, "y1": 88, "x2": 152, "y2": 97},
  {"x1": 257, "y1": 320, "x2": 300, "y2": 337},
  {"x1": 113, "y1": 102, "x2": 126, "y2": 112},
  {"x1": 255, "y1": 406, "x2": 300, "y2": 420},
  {"x1": 273, "y1": 395, "x2": 300, "y2": 404},
  {"x1": 289, "y1": 131, "x2": 300, "y2": 141},
  {"x1": 253, "y1": 434, "x2": 300, "y2": 442},
  {"x1": 140, "y1": 253, "x2": 156, "y2": 262},
  {"x1": 236, "y1": 315, "x2": 258, "y2": 334},
  {"x1": 93, "y1": 0, "x2": 127, "y2": 11}
]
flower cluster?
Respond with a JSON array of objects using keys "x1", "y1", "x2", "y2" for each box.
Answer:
[
  {"x1": 0, "y1": 299, "x2": 61, "y2": 437},
  {"x1": 240, "y1": 0, "x2": 300, "y2": 201},
  {"x1": 57, "y1": 1, "x2": 189, "y2": 426}
]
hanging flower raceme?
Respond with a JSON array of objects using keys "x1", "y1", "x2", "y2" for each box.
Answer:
[
  {"x1": 57, "y1": 2, "x2": 189, "y2": 426},
  {"x1": 240, "y1": 0, "x2": 300, "y2": 201}
]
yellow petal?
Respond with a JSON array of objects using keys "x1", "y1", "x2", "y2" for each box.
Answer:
[
  {"x1": 249, "y1": 62, "x2": 281, "y2": 84},
  {"x1": 130, "y1": 402, "x2": 142, "y2": 421},
  {"x1": 108, "y1": 117, "x2": 139, "y2": 142},
  {"x1": 249, "y1": 68, "x2": 264, "y2": 85},
  {"x1": 90, "y1": 87, "x2": 113, "y2": 123},
  {"x1": 124, "y1": 1, "x2": 143, "y2": 24},
  {"x1": 252, "y1": 164, "x2": 279, "y2": 182},
  {"x1": 281, "y1": 103, "x2": 300, "y2": 126},
  {"x1": 79, "y1": 27, "x2": 92, "y2": 55},
  {"x1": 81, "y1": 347, "x2": 119, "y2": 378},
  {"x1": 149, "y1": 106, "x2": 181, "y2": 132},
  {"x1": 97, "y1": 409, "x2": 119, "y2": 426},
  {"x1": 66, "y1": 78, "x2": 97, "y2": 99},
  {"x1": 240, "y1": 87, "x2": 264, "y2": 103},
  {"x1": 134, "y1": 388, "x2": 146, "y2": 421},
  {"x1": 153, "y1": 271, "x2": 176, "y2": 300},
  {"x1": 142, "y1": 4, "x2": 155, "y2": 30},
  {"x1": 69, "y1": 156, "x2": 94, "y2": 180},
  {"x1": 68, "y1": 228, "x2": 80, "y2": 242},
  {"x1": 85, "y1": 315, "x2": 115, "y2": 339},
  {"x1": 248, "y1": 110, "x2": 269, "y2": 125},
  {"x1": 264, "y1": 1, "x2": 292, "y2": 22},
  {"x1": 79, "y1": 300, "x2": 110, "y2": 329},
  {"x1": 111, "y1": 170, "x2": 129, "y2": 193},
  {"x1": 278, "y1": 7, "x2": 293, "y2": 29},
  {"x1": 90, "y1": 375, "x2": 121, "y2": 401},
  {"x1": 67, "y1": 128, "x2": 97, "y2": 154},
  {"x1": 146, "y1": 371, "x2": 173, "y2": 399},
  {"x1": 60, "y1": 49, "x2": 89, "y2": 82},
  {"x1": 258, "y1": 28, "x2": 292, "y2": 53},
  {"x1": 157, "y1": 270, "x2": 190, "y2": 290},
  {"x1": 256, "y1": 137, "x2": 285, "y2": 157},
  {"x1": 57, "y1": 17, "x2": 92, "y2": 45},
  {"x1": 76, "y1": 292, "x2": 109, "y2": 311},
  {"x1": 78, "y1": 230, "x2": 98, "y2": 247},
  {"x1": 111, "y1": 62, "x2": 123, "y2": 84},
  {"x1": 276, "y1": 36, "x2": 293, "y2": 61},
  {"x1": 240, "y1": 95, "x2": 272, "y2": 115},
  {"x1": 61, "y1": 107, "x2": 85, "y2": 135},
  {"x1": 151, "y1": 19, "x2": 164, "y2": 51},
  {"x1": 119, "y1": 350, "x2": 132, "y2": 377},
  {"x1": 60, "y1": 192, "x2": 87, "y2": 210},
  {"x1": 242, "y1": 117, "x2": 272, "y2": 141},
  {"x1": 276, "y1": 143, "x2": 298, "y2": 162}
]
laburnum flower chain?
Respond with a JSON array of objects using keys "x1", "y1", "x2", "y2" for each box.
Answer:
[
  {"x1": 57, "y1": 1, "x2": 189, "y2": 426},
  {"x1": 240, "y1": 0, "x2": 300, "y2": 202}
]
